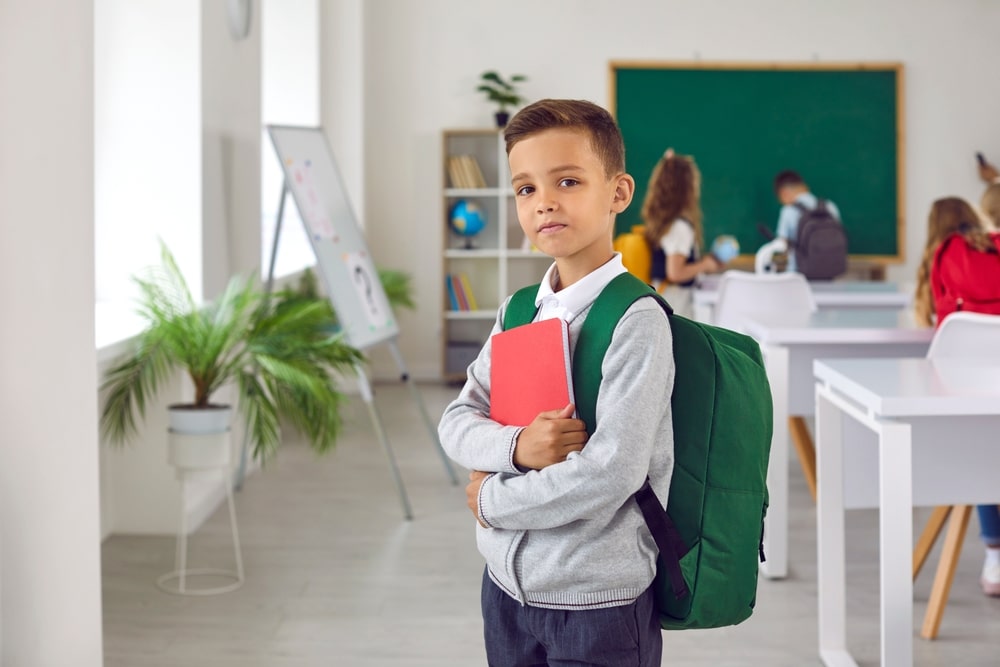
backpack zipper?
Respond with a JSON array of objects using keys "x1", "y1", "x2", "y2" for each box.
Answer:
[{"x1": 758, "y1": 504, "x2": 767, "y2": 563}]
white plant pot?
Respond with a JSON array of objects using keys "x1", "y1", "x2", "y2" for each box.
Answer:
[
  {"x1": 167, "y1": 405, "x2": 233, "y2": 470},
  {"x1": 168, "y1": 404, "x2": 233, "y2": 434}
]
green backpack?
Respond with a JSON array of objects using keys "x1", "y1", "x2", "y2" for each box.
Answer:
[{"x1": 503, "y1": 272, "x2": 772, "y2": 630}]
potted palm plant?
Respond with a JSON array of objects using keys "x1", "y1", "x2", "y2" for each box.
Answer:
[
  {"x1": 477, "y1": 70, "x2": 528, "y2": 128},
  {"x1": 100, "y1": 242, "x2": 364, "y2": 465}
]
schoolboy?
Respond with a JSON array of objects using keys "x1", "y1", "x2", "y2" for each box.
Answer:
[
  {"x1": 773, "y1": 169, "x2": 841, "y2": 273},
  {"x1": 438, "y1": 99, "x2": 674, "y2": 666}
]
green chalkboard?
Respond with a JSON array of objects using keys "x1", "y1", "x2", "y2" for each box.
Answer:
[{"x1": 611, "y1": 63, "x2": 903, "y2": 260}]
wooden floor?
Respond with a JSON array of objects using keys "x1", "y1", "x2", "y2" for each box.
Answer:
[{"x1": 102, "y1": 382, "x2": 1000, "y2": 666}]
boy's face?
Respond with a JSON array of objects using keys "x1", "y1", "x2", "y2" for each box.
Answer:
[
  {"x1": 508, "y1": 128, "x2": 633, "y2": 283},
  {"x1": 777, "y1": 185, "x2": 800, "y2": 206}
]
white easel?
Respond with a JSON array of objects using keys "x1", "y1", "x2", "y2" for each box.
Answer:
[{"x1": 235, "y1": 126, "x2": 458, "y2": 520}]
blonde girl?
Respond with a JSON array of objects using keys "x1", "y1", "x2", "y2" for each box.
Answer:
[
  {"x1": 913, "y1": 196, "x2": 992, "y2": 327},
  {"x1": 640, "y1": 149, "x2": 721, "y2": 316}
]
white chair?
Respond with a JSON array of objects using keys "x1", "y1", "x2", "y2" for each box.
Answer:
[
  {"x1": 926, "y1": 311, "x2": 1000, "y2": 360},
  {"x1": 913, "y1": 311, "x2": 1000, "y2": 639},
  {"x1": 713, "y1": 270, "x2": 816, "y2": 332}
]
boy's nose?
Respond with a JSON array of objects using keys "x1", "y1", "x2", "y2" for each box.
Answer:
[{"x1": 536, "y1": 198, "x2": 558, "y2": 214}]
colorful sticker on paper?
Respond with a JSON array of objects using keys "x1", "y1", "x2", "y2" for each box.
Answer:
[{"x1": 291, "y1": 159, "x2": 338, "y2": 241}]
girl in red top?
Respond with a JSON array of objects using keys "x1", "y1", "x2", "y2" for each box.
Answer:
[{"x1": 914, "y1": 196, "x2": 1000, "y2": 596}]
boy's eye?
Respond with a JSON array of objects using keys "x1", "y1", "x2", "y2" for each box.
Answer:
[
  {"x1": 516, "y1": 185, "x2": 534, "y2": 196},
  {"x1": 559, "y1": 178, "x2": 579, "y2": 187}
]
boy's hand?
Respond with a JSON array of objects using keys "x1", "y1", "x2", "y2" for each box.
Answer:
[
  {"x1": 979, "y1": 160, "x2": 999, "y2": 184},
  {"x1": 513, "y1": 404, "x2": 588, "y2": 470},
  {"x1": 467, "y1": 470, "x2": 491, "y2": 527}
]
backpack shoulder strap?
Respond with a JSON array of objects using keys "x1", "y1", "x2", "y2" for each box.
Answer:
[
  {"x1": 502, "y1": 284, "x2": 541, "y2": 330},
  {"x1": 574, "y1": 272, "x2": 672, "y2": 432}
]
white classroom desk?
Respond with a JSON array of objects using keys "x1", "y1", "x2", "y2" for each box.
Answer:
[
  {"x1": 741, "y1": 309, "x2": 934, "y2": 579},
  {"x1": 693, "y1": 277, "x2": 911, "y2": 324},
  {"x1": 814, "y1": 358, "x2": 1000, "y2": 667}
]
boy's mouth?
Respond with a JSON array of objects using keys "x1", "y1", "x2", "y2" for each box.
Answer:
[{"x1": 537, "y1": 222, "x2": 567, "y2": 234}]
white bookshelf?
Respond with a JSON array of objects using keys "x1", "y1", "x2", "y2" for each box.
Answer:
[{"x1": 441, "y1": 128, "x2": 550, "y2": 381}]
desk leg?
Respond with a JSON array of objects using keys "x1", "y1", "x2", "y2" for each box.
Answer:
[
  {"x1": 761, "y1": 345, "x2": 789, "y2": 579},
  {"x1": 789, "y1": 416, "x2": 818, "y2": 502},
  {"x1": 879, "y1": 421, "x2": 914, "y2": 667},
  {"x1": 816, "y1": 389, "x2": 853, "y2": 666}
]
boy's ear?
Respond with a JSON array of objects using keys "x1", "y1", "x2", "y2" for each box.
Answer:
[{"x1": 610, "y1": 173, "x2": 635, "y2": 213}]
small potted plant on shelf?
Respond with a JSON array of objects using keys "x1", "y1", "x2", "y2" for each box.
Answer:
[
  {"x1": 477, "y1": 70, "x2": 528, "y2": 128},
  {"x1": 100, "y1": 242, "x2": 364, "y2": 465}
]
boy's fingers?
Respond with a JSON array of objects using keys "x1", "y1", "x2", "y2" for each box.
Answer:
[{"x1": 538, "y1": 404, "x2": 575, "y2": 420}]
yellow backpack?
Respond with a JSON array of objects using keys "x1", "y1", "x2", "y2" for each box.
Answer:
[{"x1": 613, "y1": 224, "x2": 654, "y2": 284}]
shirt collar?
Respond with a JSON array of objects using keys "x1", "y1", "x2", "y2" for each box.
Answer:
[
  {"x1": 534, "y1": 253, "x2": 627, "y2": 323},
  {"x1": 794, "y1": 191, "x2": 817, "y2": 207}
]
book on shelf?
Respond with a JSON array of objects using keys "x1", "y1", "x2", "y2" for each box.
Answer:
[
  {"x1": 445, "y1": 273, "x2": 478, "y2": 311},
  {"x1": 461, "y1": 155, "x2": 487, "y2": 188},
  {"x1": 458, "y1": 273, "x2": 478, "y2": 310},
  {"x1": 447, "y1": 154, "x2": 487, "y2": 189},
  {"x1": 451, "y1": 274, "x2": 469, "y2": 310},
  {"x1": 447, "y1": 156, "x2": 469, "y2": 188},
  {"x1": 445, "y1": 274, "x2": 460, "y2": 310},
  {"x1": 490, "y1": 317, "x2": 575, "y2": 427}
]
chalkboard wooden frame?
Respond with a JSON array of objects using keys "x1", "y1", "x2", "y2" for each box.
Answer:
[{"x1": 608, "y1": 61, "x2": 905, "y2": 265}]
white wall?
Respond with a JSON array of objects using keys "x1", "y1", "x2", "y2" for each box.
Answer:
[
  {"x1": 202, "y1": 0, "x2": 263, "y2": 292},
  {"x1": 358, "y1": 0, "x2": 1000, "y2": 380},
  {"x1": 0, "y1": 1, "x2": 103, "y2": 664},
  {"x1": 320, "y1": 0, "x2": 364, "y2": 223}
]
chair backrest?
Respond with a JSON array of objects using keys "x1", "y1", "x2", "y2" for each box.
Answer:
[
  {"x1": 713, "y1": 270, "x2": 817, "y2": 332},
  {"x1": 927, "y1": 312, "x2": 1000, "y2": 360}
]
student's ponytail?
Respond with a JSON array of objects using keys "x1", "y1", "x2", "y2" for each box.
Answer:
[{"x1": 914, "y1": 244, "x2": 936, "y2": 328}]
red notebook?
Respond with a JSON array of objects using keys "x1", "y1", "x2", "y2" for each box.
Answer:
[{"x1": 490, "y1": 317, "x2": 574, "y2": 426}]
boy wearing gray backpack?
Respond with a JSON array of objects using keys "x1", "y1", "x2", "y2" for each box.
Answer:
[{"x1": 773, "y1": 170, "x2": 848, "y2": 279}]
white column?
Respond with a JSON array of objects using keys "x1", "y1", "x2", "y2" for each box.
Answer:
[{"x1": 0, "y1": 1, "x2": 103, "y2": 665}]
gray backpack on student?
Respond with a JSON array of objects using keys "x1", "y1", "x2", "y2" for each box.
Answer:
[{"x1": 793, "y1": 199, "x2": 847, "y2": 280}]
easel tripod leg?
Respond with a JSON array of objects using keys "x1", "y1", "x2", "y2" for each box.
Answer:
[
  {"x1": 388, "y1": 340, "x2": 458, "y2": 485},
  {"x1": 356, "y1": 363, "x2": 413, "y2": 520}
]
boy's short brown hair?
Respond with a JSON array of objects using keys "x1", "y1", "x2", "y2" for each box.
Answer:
[
  {"x1": 773, "y1": 169, "x2": 805, "y2": 193},
  {"x1": 504, "y1": 99, "x2": 625, "y2": 178}
]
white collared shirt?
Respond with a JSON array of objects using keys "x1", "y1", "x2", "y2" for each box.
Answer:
[{"x1": 533, "y1": 253, "x2": 627, "y2": 323}]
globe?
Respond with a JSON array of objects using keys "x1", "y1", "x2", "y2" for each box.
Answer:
[
  {"x1": 449, "y1": 200, "x2": 487, "y2": 248},
  {"x1": 711, "y1": 234, "x2": 740, "y2": 264}
]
